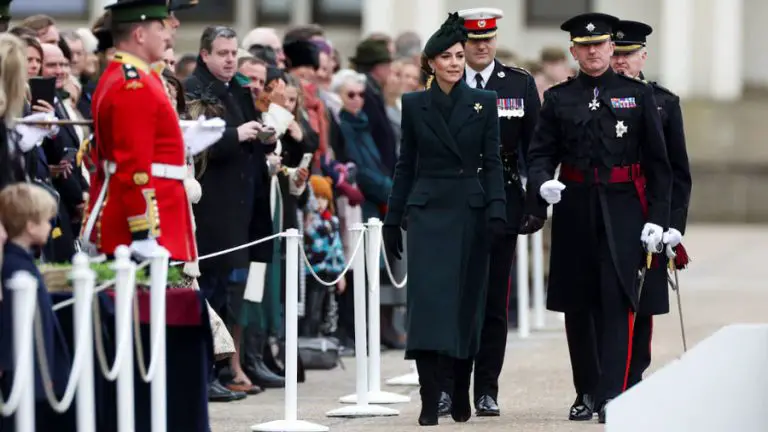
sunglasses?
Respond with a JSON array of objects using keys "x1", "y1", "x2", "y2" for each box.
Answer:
[{"x1": 346, "y1": 91, "x2": 364, "y2": 99}]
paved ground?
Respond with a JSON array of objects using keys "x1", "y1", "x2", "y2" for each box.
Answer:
[{"x1": 210, "y1": 224, "x2": 768, "y2": 431}]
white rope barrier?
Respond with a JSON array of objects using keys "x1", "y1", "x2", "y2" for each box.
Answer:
[
  {"x1": 301, "y1": 228, "x2": 364, "y2": 287},
  {"x1": 380, "y1": 240, "x2": 406, "y2": 289},
  {"x1": 252, "y1": 228, "x2": 329, "y2": 432},
  {"x1": 326, "y1": 224, "x2": 399, "y2": 418}
]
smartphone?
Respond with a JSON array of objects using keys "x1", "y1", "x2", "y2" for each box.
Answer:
[
  {"x1": 256, "y1": 127, "x2": 276, "y2": 141},
  {"x1": 298, "y1": 152, "x2": 313, "y2": 170},
  {"x1": 29, "y1": 76, "x2": 57, "y2": 107},
  {"x1": 63, "y1": 147, "x2": 79, "y2": 164}
]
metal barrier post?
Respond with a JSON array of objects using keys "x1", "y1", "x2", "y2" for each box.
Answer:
[
  {"x1": 252, "y1": 229, "x2": 329, "y2": 431},
  {"x1": 328, "y1": 224, "x2": 398, "y2": 417}
]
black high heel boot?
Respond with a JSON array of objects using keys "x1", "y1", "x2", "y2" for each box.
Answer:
[
  {"x1": 415, "y1": 352, "x2": 439, "y2": 426},
  {"x1": 451, "y1": 357, "x2": 473, "y2": 422}
]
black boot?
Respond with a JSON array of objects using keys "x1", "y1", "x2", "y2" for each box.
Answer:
[
  {"x1": 451, "y1": 357, "x2": 472, "y2": 422},
  {"x1": 415, "y1": 352, "x2": 439, "y2": 426},
  {"x1": 242, "y1": 327, "x2": 285, "y2": 389},
  {"x1": 568, "y1": 393, "x2": 595, "y2": 421}
]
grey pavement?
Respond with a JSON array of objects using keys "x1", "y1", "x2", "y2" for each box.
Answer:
[{"x1": 210, "y1": 224, "x2": 768, "y2": 431}]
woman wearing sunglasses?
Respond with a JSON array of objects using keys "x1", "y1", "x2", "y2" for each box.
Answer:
[{"x1": 381, "y1": 12, "x2": 507, "y2": 426}]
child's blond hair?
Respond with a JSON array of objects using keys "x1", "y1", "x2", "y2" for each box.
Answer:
[{"x1": 0, "y1": 183, "x2": 58, "y2": 238}]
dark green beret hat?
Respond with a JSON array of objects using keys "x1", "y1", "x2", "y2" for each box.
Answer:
[
  {"x1": 106, "y1": 0, "x2": 169, "y2": 24},
  {"x1": 423, "y1": 12, "x2": 468, "y2": 58}
]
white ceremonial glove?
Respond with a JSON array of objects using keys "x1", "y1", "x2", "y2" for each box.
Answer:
[
  {"x1": 14, "y1": 112, "x2": 58, "y2": 152},
  {"x1": 130, "y1": 238, "x2": 160, "y2": 260},
  {"x1": 184, "y1": 177, "x2": 202, "y2": 204},
  {"x1": 640, "y1": 223, "x2": 664, "y2": 253},
  {"x1": 180, "y1": 116, "x2": 226, "y2": 156},
  {"x1": 662, "y1": 228, "x2": 683, "y2": 259},
  {"x1": 539, "y1": 179, "x2": 566, "y2": 205}
]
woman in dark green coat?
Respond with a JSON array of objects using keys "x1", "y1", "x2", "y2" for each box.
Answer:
[{"x1": 382, "y1": 12, "x2": 507, "y2": 426}]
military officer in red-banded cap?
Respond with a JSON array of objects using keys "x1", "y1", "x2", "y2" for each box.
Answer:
[{"x1": 436, "y1": 7, "x2": 542, "y2": 419}]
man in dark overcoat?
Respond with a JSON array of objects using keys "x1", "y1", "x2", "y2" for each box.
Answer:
[
  {"x1": 184, "y1": 25, "x2": 275, "y2": 401},
  {"x1": 526, "y1": 13, "x2": 672, "y2": 424},
  {"x1": 436, "y1": 7, "x2": 542, "y2": 418},
  {"x1": 610, "y1": 19, "x2": 692, "y2": 389}
]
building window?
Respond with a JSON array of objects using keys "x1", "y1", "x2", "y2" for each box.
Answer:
[
  {"x1": 525, "y1": 0, "x2": 593, "y2": 27},
  {"x1": 11, "y1": 0, "x2": 88, "y2": 19},
  {"x1": 259, "y1": 0, "x2": 292, "y2": 24},
  {"x1": 172, "y1": 0, "x2": 235, "y2": 22},
  {"x1": 312, "y1": 0, "x2": 361, "y2": 26}
]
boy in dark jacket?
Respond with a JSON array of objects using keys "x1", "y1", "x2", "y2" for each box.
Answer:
[{"x1": 0, "y1": 183, "x2": 73, "y2": 431}]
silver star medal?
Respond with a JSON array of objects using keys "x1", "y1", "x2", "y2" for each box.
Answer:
[
  {"x1": 616, "y1": 121, "x2": 628, "y2": 138},
  {"x1": 589, "y1": 87, "x2": 600, "y2": 111}
]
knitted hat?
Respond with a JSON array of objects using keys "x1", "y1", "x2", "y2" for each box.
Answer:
[{"x1": 309, "y1": 175, "x2": 333, "y2": 202}]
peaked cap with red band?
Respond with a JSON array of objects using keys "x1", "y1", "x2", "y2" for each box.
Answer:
[{"x1": 458, "y1": 7, "x2": 503, "y2": 39}]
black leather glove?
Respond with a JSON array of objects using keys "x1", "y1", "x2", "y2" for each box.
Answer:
[
  {"x1": 382, "y1": 225, "x2": 404, "y2": 260},
  {"x1": 519, "y1": 214, "x2": 546, "y2": 235},
  {"x1": 487, "y1": 218, "x2": 507, "y2": 244}
]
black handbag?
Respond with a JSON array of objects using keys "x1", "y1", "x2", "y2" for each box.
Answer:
[
  {"x1": 297, "y1": 336, "x2": 344, "y2": 371},
  {"x1": 264, "y1": 336, "x2": 306, "y2": 383}
]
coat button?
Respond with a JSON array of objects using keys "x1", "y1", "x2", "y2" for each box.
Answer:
[{"x1": 458, "y1": 169, "x2": 464, "y2": 174}]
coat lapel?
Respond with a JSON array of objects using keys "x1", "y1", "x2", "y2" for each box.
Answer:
[
  {"x1": 421, "y1": 90, "x2": 462, "y2": 160},
  {"x1": 448, "y1": 80, "x2": 482, "y2": 136}
]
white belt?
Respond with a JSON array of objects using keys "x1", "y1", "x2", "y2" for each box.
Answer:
[
  {"x1": 150, "y1": 163, "x2": 186, "y2": 180},
  {"x1": 104, "y1": 161, "x2": 186, "y2": 181}
]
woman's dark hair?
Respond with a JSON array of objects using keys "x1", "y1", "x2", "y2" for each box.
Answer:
[
  {"x1": 162, "y1": 69, "x2": 186, "y2": 115},
  {"x1": 58, "y1": 38, "x2": 73, "y2": 63}
]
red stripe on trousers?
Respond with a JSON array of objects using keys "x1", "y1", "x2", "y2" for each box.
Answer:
[{"x1": 622, "y1": 310, "x2": 635, "y2": 392}]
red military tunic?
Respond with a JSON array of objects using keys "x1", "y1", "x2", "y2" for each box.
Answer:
[{"x1": 85, "y1": 51, "x2": 196, "y2": 261}]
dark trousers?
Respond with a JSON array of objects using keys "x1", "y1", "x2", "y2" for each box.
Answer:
[
  {"x1": 472, "y1": 232, "x2": 518, "y2": 401},
  {"x1": 565, "y1": 229, "x2": 634, "y2": 404},
  {"x1": 300, "y1": 278, "x2": 329, "y2": 338}
]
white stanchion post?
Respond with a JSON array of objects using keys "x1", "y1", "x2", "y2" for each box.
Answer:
[
  {"x1": 150, "y1": 249, "x2": 169, "y2": 432},
  {"x1": 385, "y1": 362, "x2": 420, "y2": 387},
  {"x1": 71, "y1": 254, "x2": 96, "y2": 432},
  {"x1": 8, "y1": 272, "x2": 37, "y2": 432},
  {"x1": 113, "y1": 246, "x2": 135, "y2": 432},
  {"x1": 532, "y1": 230, "x2": 545, "y2": 329},
  {"x1": 253, "y1": 229, "x2": 329, "y2": 431},
  {"x1": 516, "y1": 235, "x2": 530, "y2": 338},
  {"x1": 362, "y1": 218, "x2": 408, "y2": 403},
  {"x1": 327, "y1": 224, "x2": 398, "y2": 417}
]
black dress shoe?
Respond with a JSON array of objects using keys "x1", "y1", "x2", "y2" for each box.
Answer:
[
  {"x1": 568, "y1": 393, "x2": 594, "y2": 421},
  {"x1": 208, "y1": 380, "x2": 246, "y2": 402},
  {"x1": 437, "y1": 392, "x2": 452, "y2": 417},
  {"x1": 475, "y1": 395, "x2": 501, "y2": 416}
]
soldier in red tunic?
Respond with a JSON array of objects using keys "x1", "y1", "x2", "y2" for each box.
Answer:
[{"x1": 82, "y1": 0, "x2": 196, "y2": 261}]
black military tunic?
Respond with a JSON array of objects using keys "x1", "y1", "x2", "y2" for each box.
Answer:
[
  {"x1": 627, "y1": 78, "x2": 691, "y2": 388},
  {"x1": 463, "y1": 60, "x2": 541, "y2": 404},
  {"x1": 527, "y1": 67, "x2": 672, "y2": 404}
]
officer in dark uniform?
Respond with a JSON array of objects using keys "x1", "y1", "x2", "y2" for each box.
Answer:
[
  {"x1": 0, "y1": 0, "x2": 12, "y2": 33},
  {"x1": 526, "y1": 13, "x2": 672, "y2": 424},
  {"x1": 435, "y1": 7, "x2": 542, "y2": 418},
  {"x1": 610, "y1": 19, "x2": 692, "y2": 389}
]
